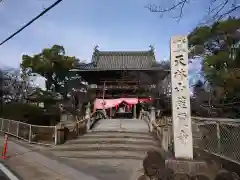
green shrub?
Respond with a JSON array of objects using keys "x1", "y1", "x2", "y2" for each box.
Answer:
[{"x1": 0, "y1": 103, "x2": 60, "y2": 125}]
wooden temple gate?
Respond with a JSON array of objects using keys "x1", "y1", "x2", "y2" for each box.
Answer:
[{"x1": 69, "y1": 46, "x2": 170, "y2": 120}]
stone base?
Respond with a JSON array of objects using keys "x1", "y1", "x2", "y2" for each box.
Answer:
[{"x1": 165, "y1": 159, "x2": 208, "y2": 174}]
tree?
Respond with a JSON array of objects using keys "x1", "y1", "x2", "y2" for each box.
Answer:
[
  {"x1": 26, "y1": 87, "x2": 63, "y2": 107},
  {"x1": 192, "y1": 80, "x2": 211, "y2": 104},
  {"x1": 146, "y1": 0, "x2": 240, "y2": 23},
  {"x1": 0, "y1": 68, "x2": 63, "y2": 124},
  {"x1": 193, "y1": 80, "x2": 205, "y2": 97},
  {"x1": 0, "y1": 68, "x2": 34, "y2": 103},
  {"x1": 21, "y1": 45, "x2": 80, "y2": 95},
  {"x1": 188, "y1": 17, "x2": 240, "y2": 102}
]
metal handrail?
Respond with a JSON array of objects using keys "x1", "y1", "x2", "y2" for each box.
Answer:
[{"x1": 0, "y1": 117, "x2": 56, "y2": 146}]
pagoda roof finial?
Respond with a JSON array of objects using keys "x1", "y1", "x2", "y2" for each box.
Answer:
[
  {"x1": 94, "y1": 45, "x2": 99, "y2": 51},
  {"x1": 149, "y1": 45, "x2": 154, "y2": 52}
]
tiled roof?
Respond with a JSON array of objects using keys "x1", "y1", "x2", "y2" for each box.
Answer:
[
  {"x1": 80, "y1": 62, "x2": 95, "y2": 69},
  {"x1": 80, "y1": 50, "x2": 155, "y2": 70}
]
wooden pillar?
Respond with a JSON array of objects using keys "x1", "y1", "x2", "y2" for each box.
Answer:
[
  {"x1": 110, "y1": 107, "x2": 112, "y2": 118},
  {"x1": 170, "y1": 36, "x2": 193, "y2": 159}
]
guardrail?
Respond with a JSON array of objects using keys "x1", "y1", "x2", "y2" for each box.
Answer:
[
  {"x1": 0, "y1": 118, "x2": 57, "y2": 146},
  {"x1": 139, "y1": 110, "x2": 240, "y2": 165},
  {"x1": 0, "y1": 111, "x2": 107, "y2": 146},
  {"x1": 192, "y1": 117, "x2": 240, "y2": 164}
]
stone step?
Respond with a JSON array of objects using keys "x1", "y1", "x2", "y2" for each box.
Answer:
[
  {"x1": 90, "y1": 130, "x2": 150, "y2": 135},
  {"x1": 52, "y1": 150, "x2": 147, "y2": 160},
  {"x1": 65, "y1": 137, "x2": 159, "y2": 146},
  {"x1": 51, "y1": 143, "x2": 161, "y2": 152},
  {"x1": 92, "y1": 129, "x2": 149, "y2": 133},
  {"x1": 81, "y1": 132, "x2": 153, "y2": 139},
  {"x1": 91, "y1": 129, "x2": 150, "y2": 133},
  {"x1": 56, "y1": 157, "x2": 143, "y2": 180},
  {"x1": 59, "y1": 157, "x2": 142, "y2": 168}
]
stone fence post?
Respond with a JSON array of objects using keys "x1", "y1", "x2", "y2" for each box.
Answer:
[
  {"x1": 55, "y1": 123, "x2": 65, "y2": 145},
  {"x1": 139, "y1": 108, "x2": 143, "y2": 119},
  {"x1": 150, "y1": 107, "x2": 155, "y2": 132},
  {"x1": 85, "y1": 102, "x2": 91, "y2": 130}
]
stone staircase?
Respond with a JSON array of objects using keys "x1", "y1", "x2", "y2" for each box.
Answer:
[{"x1": 45, "y1": 130, "x2": 162, "y2": 180}]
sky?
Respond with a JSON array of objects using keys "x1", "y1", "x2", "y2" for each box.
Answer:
[{"x1": 0, "y1": 0, "x2": 206, "y2": 88}]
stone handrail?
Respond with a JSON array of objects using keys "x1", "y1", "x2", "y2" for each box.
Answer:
[
  {"x1": 139, "y1": 110, "x2": 152, "y2": 132},
  {"x1": 86, "y1": 110, "x2": 107, "y2": 130},
  {"x1": 140, "y1": 109, "x2": 171, "y2": 132},
  {"x1": 139, "y1": 110, "x2": 172, "y2": 152}
]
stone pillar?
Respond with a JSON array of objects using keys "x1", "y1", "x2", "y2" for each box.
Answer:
[
  {"x1": 55, "y1": 123, "x2": 65, "y2": 145},
  {"x1": 162, "y1": 127, "x2": 169, "y2": 151},
  {"x1": 133, "y1": 104, "x2": 137, "y2": 119},
  {"x1": 139, "y1": 108, "x2": 143, "y2": 119},
  {"x1": 85, "y1": 102, "x2": 91, "y2": 130},
  {"x1": 29, "y1": 124, "x2": 32, "y2": 143},
  {"x1": 54, "y1": 126, "x2": 58, "y2": 145},
  {"x1": 150, "y1": 107, "x2": 155, "y2": 132},
  {"x1": 170, "y1": 36, "x2": 193, "y2": 159}
]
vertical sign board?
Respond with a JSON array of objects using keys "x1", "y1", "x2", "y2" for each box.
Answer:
[{"x1": 170, "y1": 36, "x2": 193, "y2": 159}]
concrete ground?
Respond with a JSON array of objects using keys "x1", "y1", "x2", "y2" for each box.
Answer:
[
  {"x1": 0, "y1": 118, "x2": 151, "y2": 180},
  {"x1": 0, "y1": 168, "x2": 11, "y2": 180},
  {"x1": 0, "y1": 136, "x2": 102, "y2": 180}
]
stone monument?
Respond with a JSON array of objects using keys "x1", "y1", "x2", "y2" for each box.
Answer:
[
  {"x1": 170, "y1": 35, "x2": 193, "y2": 159},
  {"x1": 166, "y1": 36, "x2": 207, "y2": 174}
]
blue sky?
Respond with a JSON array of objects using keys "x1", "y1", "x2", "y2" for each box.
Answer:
[{"x1": 0, "y1": 0, "x2": 206, "y2": 87}]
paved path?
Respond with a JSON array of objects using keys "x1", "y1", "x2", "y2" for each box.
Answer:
[
  {"x1": 0, "y1": 119, "x2": 153, "y2": 180},
  {"x1": 46, "y1": 130, "x2": 160, "y2": 180},
  {"x1": 93, "y1": 118, "x2": 149, "y2": 132},
  {"x1": 0, "y1": 137, "x2": 101, "y2": 180}
]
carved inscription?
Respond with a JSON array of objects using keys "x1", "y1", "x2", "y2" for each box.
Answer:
[
  {"x1": 174, "y1": 82, "x2": 186, "y2": 92},
  {"x1": 176, "y1": 96, "x2": 187, "y2": 109},
  {"x1": 174, "y1": 68, "x2": 187, "y2": 80},
  {"x1": 174, "y1": 55, "x2": 187, "y2": 66},
  {"x1": 177, "y1": 130, "x2": 189, "y2": 144}
]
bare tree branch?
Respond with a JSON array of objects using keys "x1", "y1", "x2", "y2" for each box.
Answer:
[
  {"x1": 208, "y1": 0, "x2": 229, "y2": 16},
  {"x1": 146, "y1": 0, "x2": 240, "y2": 23},
  {"x1": 217, "y1": 4, "x2": 240, "y2": 20},
  {"x1": 145, "y1": 0, "x2": 189, "y2": 22}
]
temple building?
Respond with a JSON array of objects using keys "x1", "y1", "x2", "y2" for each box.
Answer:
[{"x1": 69, "y1": 46, "x2": 170, "y2": 118}]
